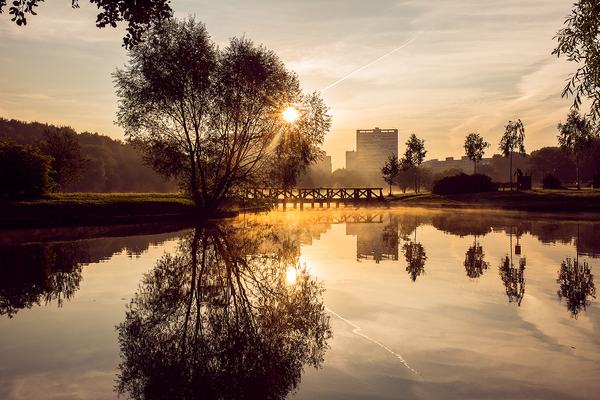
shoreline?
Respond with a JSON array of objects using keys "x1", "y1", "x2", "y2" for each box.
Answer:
[{"x1": 1, "y1": 190, "x2": 599, "y2": 230}]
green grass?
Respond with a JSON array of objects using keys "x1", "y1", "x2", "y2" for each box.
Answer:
[{"x1": 0, "y1": 193, "x2": 196, "y2": 221}]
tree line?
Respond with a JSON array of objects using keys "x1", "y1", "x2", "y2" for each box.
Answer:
[{"x1": 0, "y1": 117, "x2": 176, "y2": 196}]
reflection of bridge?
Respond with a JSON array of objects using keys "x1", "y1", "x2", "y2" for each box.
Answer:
[{"x1": 246, "y1": 188, "x2": 385, "y2": 210}]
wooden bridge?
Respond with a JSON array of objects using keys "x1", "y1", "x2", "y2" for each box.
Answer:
[{"x1": 245, "y1": 188, "x2": 385, "y2": 210}]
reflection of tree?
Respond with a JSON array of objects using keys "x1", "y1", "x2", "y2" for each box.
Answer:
[
  {"x1": 498, "y1": 255, "x2": 526, "y2": 306},
  {"x1": 0, "y1": 242, "x2": 88, "y2": 318},
  {"x1": 557, "y1": 258, "x2": 597, "y2": 319},
  {"x1": 403, "y1": 239, "x2": 427, "y2": 282},
  {"x1": 116, "y1": 223, "x2": 332, "y2": 400},
  {"x1": 464, "y1": 236, "x2": 488, "y2": 279}
]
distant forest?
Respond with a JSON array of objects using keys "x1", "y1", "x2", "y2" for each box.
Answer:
[{"x1": 0, "y1": 118, "x2": 176, "y2": 193}]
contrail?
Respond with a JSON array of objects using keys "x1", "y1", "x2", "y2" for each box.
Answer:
[
  {"x1": 320, "y1": 31, "x2": 426, "y2": 93},
  {"x1": 325, "y1": 306, "x2": 422, "y2": 377}
]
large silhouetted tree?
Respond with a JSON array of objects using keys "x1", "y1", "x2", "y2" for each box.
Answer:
[
  {"x1": 464, "y1": 132, "x2": 490, "y2": 174},
  {"x1": 1, "y1": 0, "x2": 172, "y2": 48},
  {"x1": 116, "y1": 17, "x2": 330, "y2": 215},
  {"x1": 557, "y1": 110, "x2": 596, "y2": 190},
  {"x1": 499, "y1": 119, "x2": 525, "y2": 189}
]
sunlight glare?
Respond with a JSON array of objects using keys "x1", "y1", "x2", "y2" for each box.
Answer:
[
  {"x1": 286, "y1": 266, "x2": 298, "y2": 284},
  {"x1": 283, "y1": 107, "x2": 299, "y2": 123}
]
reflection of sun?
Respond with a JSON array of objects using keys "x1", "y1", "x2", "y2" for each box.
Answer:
[
  {"x1": 286, "y1": 266, "x2": 298, "y2": 284},
  {"x1": 283, "y1": 107, "x2": 299, "y2": 123}
]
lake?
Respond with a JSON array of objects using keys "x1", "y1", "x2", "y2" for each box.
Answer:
[{"x1": 1, "y1": 208, "x2": 599, "y2": 400}]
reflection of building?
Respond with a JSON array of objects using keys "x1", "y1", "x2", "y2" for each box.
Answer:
[
  {"x1": 346, "y1": 217, "x2": 398, "y2": 263},
  {"x1": 421, "y1": 156, "x2": 492, "y2": 174},
  {"x1": 346, "y1": 128, "x2": 398, "y2": 173}
]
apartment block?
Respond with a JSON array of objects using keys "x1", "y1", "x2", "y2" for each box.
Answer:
[{"x1": 347, "y1": 127, "x2": 398, "y2": 173}]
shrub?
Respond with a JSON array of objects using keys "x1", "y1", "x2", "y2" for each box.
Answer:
[
  {"x1": 0, "y1": 139, "x2": 56, "y2": 197},
  {"x1": 432, "y1": 173, "x2": 494, "y2": 195},
  {"x1": 542, "y1": 172, "x2": 562, "y2": 189}
]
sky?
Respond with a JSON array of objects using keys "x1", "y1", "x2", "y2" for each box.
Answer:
[{"x1": 0, "y1": 0, "x2": 580, "y2": 169}]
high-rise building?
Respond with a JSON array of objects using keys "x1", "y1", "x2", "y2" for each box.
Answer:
[
  {"x1": 311, "y1": 150, "x2": 332, "y2": 174},
  {"x1": 355, "y1": 127, "x2": 398, "y2": 173},
  {"x1": 345, "y1": 150, "x2": 358, "y2": 171}
]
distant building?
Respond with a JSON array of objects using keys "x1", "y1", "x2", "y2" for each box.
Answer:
[
  {"x1": 347, "y1": 127, "x2": 398, "y2": 173},
  {"x1": 311, "y1": 150, "x2": 332, "y2": 174},
  {"x1": 421, "y1": 156, "x2": 492, "y2": 174},
  {"x1": 345, "y1": 150, "x2": 358, "y2": 171}
]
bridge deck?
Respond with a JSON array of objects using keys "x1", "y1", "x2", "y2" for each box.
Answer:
[{"x1": 246, "y1": 188, "x2": 385, "y2": 209}]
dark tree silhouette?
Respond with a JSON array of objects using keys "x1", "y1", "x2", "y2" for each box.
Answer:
[
  {"x1": 402, "y1": 229, "x2": 427, "y2": 282},
  {"x1": 499, "y1": 255, "x2": 526, "y2": 306},
  {"x1": 1, "y1": 0, "x2": 172, "y2": 48},
  {"x1": 557, "y1": 257, "x2": 596, "y2": 318},
  {"x1": 381, "y1": 153, "x2": 400, "y2": 195},
  {"x1": 0, "y1": 139, "x2": 55, "y2": 197},
  {"x1": 0, "y1": 242, "x2": 89, "y2": 318},
  {"x1": 464, "y1": 237, "x2": 489, "y2": 279},
  {"x1": 557, "y1": 110, "x2": 596, "y2": 190},
  {"x1": 401, "y1": 133, "x2": 427, "y2": 193},
  {"x1": 37, "y1": 126, "x2": 90, "y2": 192},
  {"x1": 116, "y1": 17, "x2": 330, "y2": 214},
  {"x1": 464, "y1": 132, "x2": 490, "y2": 174},
  {"x1": 553, "y1": 0, "x2": 600, "y2": 122},
  {"x1": 499, "y1": 119, "x2": 525, "y2": 189},
  {"x1": 116, "y1": 222, "x2": 332, "y2": 400}
]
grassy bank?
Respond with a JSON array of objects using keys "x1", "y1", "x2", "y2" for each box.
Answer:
[
  {"x1": 386, "y1": 188, "x2": 600, "y2": 213},
  {"x1": 2, "y1": 189, "x2": 599, "y2": 227},
  {"x1": 0, "y1": 193, "x2": 196, "y2": 222}
]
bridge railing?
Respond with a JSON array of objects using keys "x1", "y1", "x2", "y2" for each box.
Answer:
[{"x1": 245, "y1": 188, "x2": 384, "y2": 206}]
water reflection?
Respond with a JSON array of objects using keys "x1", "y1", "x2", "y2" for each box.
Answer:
[
  {"x1": 0, "y1": 229, "x2": 185, "y2": 318},
  {"x1": 464, "y1": 236, "x2": 489, "y2": 279},
  {"x1": 557, "y1": 257, "x2": 597, "y2": 318},
  {"x1": 0, "y1": 242, "x2": 88, "y2": 318},
  {"x1": 498, "y1": 230, "x2": 526, "y2": 306},
  {"x1": 115, "y1": 222, "x2": 332, "y2": 400}
]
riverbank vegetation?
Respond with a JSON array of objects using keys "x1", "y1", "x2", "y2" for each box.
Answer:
[{"x1": 0, "y1": 193, "x2": 195, "y2": 222}]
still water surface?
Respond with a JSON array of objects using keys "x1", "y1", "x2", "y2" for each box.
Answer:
[{"x1": 1, "y1": 209, "x2": 599, "y2": 399}]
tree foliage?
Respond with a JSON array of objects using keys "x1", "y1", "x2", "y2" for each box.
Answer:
[
  {"x1": 557, "y1": 110, "x2": 596, "y2": 189},
  {"x1": 116, "y1": 17, "x2": 330, "y2": 214},
  {"x1": 1, "y1": 0, "x2": 172, "y2": 48},
  {"x1": 0, "y1": 139, "x2": 55, "y2": 197},
  {"x1": 464, "y1": 132, "x2": 490, "y2": 174},
  {"x1": 499, "y1": 119, "x2": 525, "y2": 187},
  {"x1": 381, "y1": 153, "x2": 400, "y2": 195},
  {"x1": 0, "y1": 118, "x2": 176, "y2": 193},
  {"x1": 553, "y1": 0, "x2": 600, "y2": 122},
  {"x1": 529, "y1": 147, "x2": 575, "y2": 184},
  {"x1": 37, "y1": 126, "x2": 90, "y2": 192},
  {"x1": 401, "y1": 133, "x2": 427, "y2": 193}
]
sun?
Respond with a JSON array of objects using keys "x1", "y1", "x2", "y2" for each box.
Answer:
[
  {"x1": 286, "y1": 266, "x2": 298, "y2": 284},
  {"x1": 283, "y1": 107, "x2": 299, "y2": 123}
]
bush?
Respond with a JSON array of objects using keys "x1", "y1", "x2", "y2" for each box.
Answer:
[
  {"x1": 0, "y1": 139, "x2": 56, "y2": 197},
  {"x1": 432, "y1": 173, "x2": 494, "y2": 195},
  {"x1": 542, "y1": 172, "x2": 562, "y2": 189}
]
